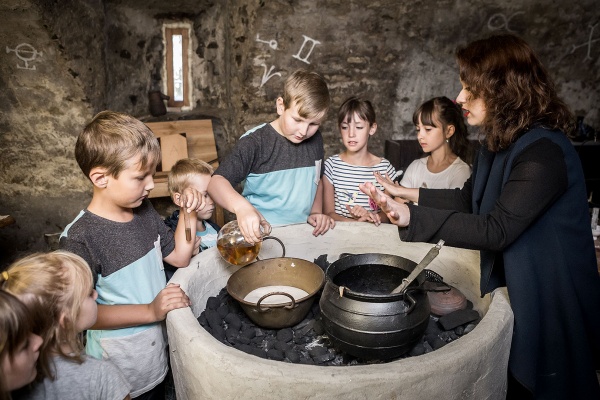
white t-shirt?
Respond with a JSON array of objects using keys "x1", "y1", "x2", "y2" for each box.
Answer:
[{"x1": 400, "y1": 156, "x2": 471, "y2": 189}]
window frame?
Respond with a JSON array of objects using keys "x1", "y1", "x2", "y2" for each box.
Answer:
[{"x1": 163, "y1": 23, "x2": 192, "y2": 110}]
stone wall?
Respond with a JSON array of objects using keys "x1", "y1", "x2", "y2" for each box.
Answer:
[{"x1": 1, "y1": 0, "x2": 598, "y2": 266}]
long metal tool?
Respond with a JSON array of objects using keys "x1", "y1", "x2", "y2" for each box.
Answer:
[{"x1": 391, "y1": 240, "x2": 444, "y2": 294}]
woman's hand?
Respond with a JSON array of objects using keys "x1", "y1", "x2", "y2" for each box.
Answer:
[
  {"x1": 308, "y1": 213, "x2": 335, "y2": 236},
  {"x1": 359, "y1": 182, "x2": 410, "y2": 227},
  {"x1": 374, "y1": 172, "x2": 420, "y2": 204}
]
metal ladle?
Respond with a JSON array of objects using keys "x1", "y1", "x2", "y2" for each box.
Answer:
[{"x1": 390, "y1": 240, "x2": 445, "y2": 294}]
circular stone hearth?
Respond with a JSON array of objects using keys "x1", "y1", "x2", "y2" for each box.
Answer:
[{"x1": 167, "y1": 223, "x2": 513, "y2": 400}]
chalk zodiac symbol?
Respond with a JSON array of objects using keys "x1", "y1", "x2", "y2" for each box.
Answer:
[
  {"x1": 6, "y1": 43, "x2": 43, "y2": 70},
  {"x1": 292, "y1": 35, "x2": 321, "y2": 64},
  {"x1": 569, "y1": 22, "x2": 599, "y2": 62},
  {"x1": 256, "y1": 34, "x2": 278, "y2": 50},
  {"x1": 487, "y1": 12, "x2": 524, "y2": 33},
  {"x1": 260, "y1": 64, "x2": 282, "y2": 87}
]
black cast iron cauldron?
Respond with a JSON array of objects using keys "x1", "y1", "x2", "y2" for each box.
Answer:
[{"x1": 319, "y1": 253, "x2": 431, "y2": 360}]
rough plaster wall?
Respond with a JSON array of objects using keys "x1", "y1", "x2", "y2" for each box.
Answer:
[
  {"x1": 1, "y1": 0, "x2": 599, "y2": 267},
  {"x1": 0, "y1": 0, "x2": 98, "y2": 263}
]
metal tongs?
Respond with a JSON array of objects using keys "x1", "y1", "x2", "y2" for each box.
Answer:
[{"x1": 180, "y1": 194, "x2": 192, "y2": 242}]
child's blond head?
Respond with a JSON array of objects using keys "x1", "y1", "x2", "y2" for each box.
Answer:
[
  {"x1": 282, "y1": 69, "x2": 330, "y2": 119},
  {"x1": 0, "y1": 289, "x2": 36, "y2": 394},
  {"x1": 1, "y1": 251, "x2": 94, "y2": 379},
  {"x1": 168, "y1": 158, "x2": 214, "y2": 198},
  {"x1": 75, "y1": 111, "x2": 161, "y2": 179}
]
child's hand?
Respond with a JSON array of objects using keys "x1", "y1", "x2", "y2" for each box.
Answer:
[
  {"x1": 374, "y1": 172, "x2": 402, "y2": 197},
  {"x1": 308, "y1": 213, "x2": 335, "y2": 236},
  {"x1": 149, "y1": 283, "x2": 191, "y2": 322},
  {"x1": 345, "y1": 205, "x2": 382, "y2": 226},
  {"x1": 236, "y1": 204, "x2": 268, "y2": 244},
  {"x1": 180, "y1": 187, "x2": 207, "y2": 214}
]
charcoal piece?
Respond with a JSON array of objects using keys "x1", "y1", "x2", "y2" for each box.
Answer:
[
  {"x1": 294, "y1": 335, "x2": 311, "y2": 344},
  {"x1": 293, "y1": 318, "x2": 311, "y2": 330},
  {"x1": 408, "y1": 342, "x2": 425, "y2": 356},
  {"x1": 251, "y1": 348, "x2": 267, "y2": 358},
  {"x1": 308, "y1": 346, "x2": 327, "y2": 358},
  {"x1": 300, "y1": 355, "x2": 315, "y2": 365},
  {"x1": 276, "y1": 328, "x2": 293, "y2": 343},
  {"x1": 312, "y1": 351, "x2": 335, "y2": 364},
  {"x1": 285, "y1": 349, "x2": 301, "y2": 363},
  {"x1": 423, "y1": 341, "x2": 434, "y2": 353},
  {"x1": 438, "y1": 309, "x2": 480, "y2": 331},
  {"x1": 425, "y1": 316, "x2": 442, "y2": 335},
  {"x1": 235, "y1": 336, "x2": 251, "y2": 345},
  {"x1": 251, "y1": 336, "x2": 264, "y2": 345},
  {"x1": 466, "y1": 300, "x2": 474, "y2": 309},
  {"x1": 425, "y1": 333, "x2": 446, "y2": 350},
  {"x1": 217, "y1": 304, "x2": 229, "y2": 318},
  {"x1": 240, "y1": 327, "x2": 256, "y2": 339},
  {"x1": 264, "y1": 337, "x2": 276, "y2": 350},
  {"x1": 217, "y1": 288, "x2": 229, "y2": 301},
  {"x1": 439, "y1": 331, "x2": 453, "y2": 342},
  {"x1": 197, "y1": 312, "x2": 208, "y2": 327},
  {"x1": 313, "y1": 254, "x2": 330, "y2": 271},
  {"x1": 454, "y1": 326, "x2": 465, "y2": 336},
  {"x1": 234, "y1": 343, "x2": 254, "y2": 354},
  {"x1": 205, "y1": 309, "x2": 222, "y2": 330},
  {"x1": 225, "y1": 328, "x2": 239, "y2": 343},
  {"x1": 274, "y1": 341, "x2": 291, "y2": 352},
  {"x1": 212, "y1": 325, "x2": 226, "y2": 342},
  {"x1": 206, "y1": 297, "x2": 220, "y2": 310},
  {"x1": 464, "y1": 323, "x2": 476, "y2": 334},
  {"x1": 267, "y1": 349, "x2": 285, "y2": 361},
  {"x1": 448, "y1": 331, "x2": 459, "y2": 341},
  {"x1": 224, "y1": 313, "x2": 242, "y2": 331},
  {"x1": 312, "y1": 320, "x2": 325, "y2": 335}
]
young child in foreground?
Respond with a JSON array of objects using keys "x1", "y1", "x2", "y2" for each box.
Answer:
[
  {"x1": 208, "y1": 69, "x2": 335, "y2": 244},
  {"x1": 60, "y1": 111, "x2": 206, "y2": 398},
  {"x1": 323, "y1": 96, "x2": 396, "y2": 225},
  {"x1": 163, "y1": 158, "x2": 220, "y2": 281},
  {"x1": 377, "y1": 96, "x2": 471, "y2": 192},
  {"x1": 0, "y1": 289, "x2": 43, "y2": 400},
  {"x1": 2, "y1": 251, "x2": 131, "y2": 400}
]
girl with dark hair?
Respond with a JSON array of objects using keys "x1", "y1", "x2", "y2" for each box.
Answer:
[
  {"x1": 397, "y1": 96, "x2": 472, "y2": 190},
  {"x1": 362, "y1": 34, "x2": 600, "y2": 399}
]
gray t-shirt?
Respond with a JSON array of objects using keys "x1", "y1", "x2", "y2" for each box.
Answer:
[{"x1": 13, "y1": 355, "x2": 131, "y2": 400}]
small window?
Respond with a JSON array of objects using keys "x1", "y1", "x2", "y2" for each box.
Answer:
[{"x1": 163, "y1": 23, "x2": 192, "y2": 109}]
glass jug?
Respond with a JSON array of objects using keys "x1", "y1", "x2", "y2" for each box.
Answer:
[{"x1": 216, "y1": 220, "x2": 285, "y2": 266}]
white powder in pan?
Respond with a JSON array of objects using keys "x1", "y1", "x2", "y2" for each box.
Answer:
[{"x1": 244, "y1": 285, "x2": 309, "y2": 305}]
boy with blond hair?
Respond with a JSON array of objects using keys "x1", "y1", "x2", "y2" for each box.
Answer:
[
  {"x1": 60, "y1": 111, "x2": 206, "y2": 399},
  {"x1": 208, "y1": 69, "x2": 336, "y2": 243},
  {"x1": 163, "y1": 158, "x2": 220, "y2": 280}
]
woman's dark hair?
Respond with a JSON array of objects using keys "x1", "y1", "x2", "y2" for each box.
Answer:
[
  {"x1": 456, "y1": 34, "x2": 575, "y2": 151},
  {"x1": 337, "y1": 96, "x2": 376, "y2": 126},
  {"x1": 413, "y1": 96, "x2": 473, "y2": 164}
]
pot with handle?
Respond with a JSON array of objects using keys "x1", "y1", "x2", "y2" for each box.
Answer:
[{"x1": 319, "y1": 241, "x2": 444, "y2": 360}]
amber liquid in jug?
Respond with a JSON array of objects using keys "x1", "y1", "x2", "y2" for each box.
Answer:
[{"x1": 217, "y1": 238, "x2": 262, "y2": 266}]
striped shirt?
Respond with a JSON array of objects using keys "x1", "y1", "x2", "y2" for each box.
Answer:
[{"x1": 324, "y1": 155, "x2": 396, "y2": 218}]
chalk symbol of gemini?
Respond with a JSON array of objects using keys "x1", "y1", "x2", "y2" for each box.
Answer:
[{"x1": 6, "y1": 43, "x2": 43, "y2": 70}]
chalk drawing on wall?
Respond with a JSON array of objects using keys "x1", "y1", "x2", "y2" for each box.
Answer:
[
  {"x1": 569, "y1": 22, "x2": 599, "y2": 62},
  {"x1": 260, "y1": 64, "x2": 283, "y2": 87},
  {"x1": 292, "y1": 35, "x2": 321, "y2": 64},
  {"x1": 6, "y1": 43, "x2": 43, "y2": 70},
  {"x1": 487, "y1": 12, "x2": 524, "y2": 33},
  {"x1": 256, "y1": 34, "x2": 278, "y2": 50},
  {"x1": 255, "y1": 33, "x2": 322, "y2": 88}
]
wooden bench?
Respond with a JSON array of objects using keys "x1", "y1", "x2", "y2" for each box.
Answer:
[{"x1": 145, "y1": 119, "x2": 223, "y2": 226}]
